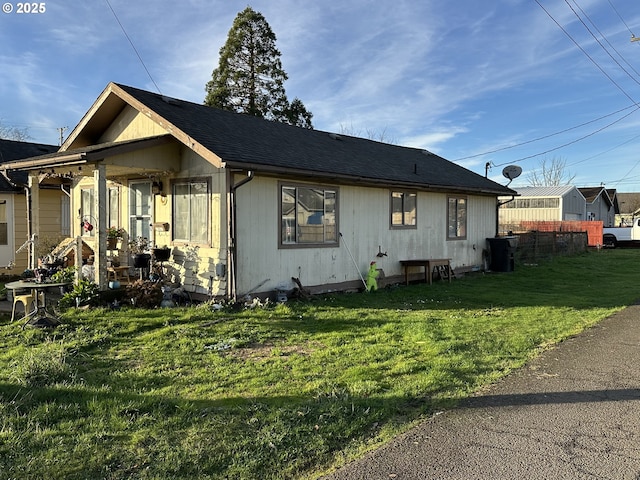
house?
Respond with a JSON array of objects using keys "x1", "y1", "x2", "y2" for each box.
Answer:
[
  {"x1": 578, "y1": 186, "x2": 615, "y2": 226},
  {"x1": 499, "y1": 185, "x2": 586, "y2": 233},
  {"x1": 615, "y1": 192, "x2": 640, "y2": 227},
  {"x1": 0, "y1": 138, "x2": 66, "y2": 271},
  {"x1": 1, "y1": 82, "x2": 515, "y2": 299}
]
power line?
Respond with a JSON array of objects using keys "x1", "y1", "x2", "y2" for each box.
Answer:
[
  {"x1": 104, "y1": 0, "x2": 162, "y2": 95},
  {"x1": 570, "y1": 0, "x2": 640, "y2": 79},
  {"x1": 453, "y1": 104, "x2": 637, "y2": 161},
  {"x1": 491, "y1": 105, "x2": 640, "y2": 168},
  {"x1": 534, "y1": 0, "x2": 639, "y2": 106},
  {"x1": 607, "y1": 0, "x2": 635, "y2": 37},
  {"x1": 566, "y1": 0, "x2": 640, "y2": 87}
]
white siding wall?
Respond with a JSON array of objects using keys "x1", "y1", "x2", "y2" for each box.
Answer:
[
  {"x1": 561, "y1": 191, "x2": 586, "y2": 220},
  {"x1": 235, "y1": 176, "x2": 497, "y2": 295}
]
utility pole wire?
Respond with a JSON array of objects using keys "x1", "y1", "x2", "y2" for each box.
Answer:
[
  {"x1": 534, "y1": 0, "x2": 639, "y2": 106},
  {"x1": 104, "y1": 0, "x2": 162, "y2": 95}
]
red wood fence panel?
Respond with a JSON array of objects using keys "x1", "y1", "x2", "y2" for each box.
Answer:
[{"x1": 520, "y1": 221, "x2": 603, "y2": 247}]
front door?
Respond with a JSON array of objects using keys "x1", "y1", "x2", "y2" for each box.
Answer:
[{"x1": 129, "y1": 181, "x2": 152, "y2": 244}]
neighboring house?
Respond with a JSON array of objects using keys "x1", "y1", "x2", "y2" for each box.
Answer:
[
  {"x1": 578, "y1": 186, "x2": 615, "y2": 226},
  {"x1": 2, "y1": 82, "x2": 515, "y2": 299},
  {"x1": 0, "y1": 138, "x2": 66, "y2": 271},
  {"x1": 615, "y1": 192, "x2": 640, "y2": 227},
  {"x1": 499, "y1": 185, "x2": 587, "y2": 233}
]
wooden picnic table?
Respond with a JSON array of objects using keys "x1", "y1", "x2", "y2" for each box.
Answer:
[{"x1": 399, "y1": 259, "x2": 452, "y2": 285}]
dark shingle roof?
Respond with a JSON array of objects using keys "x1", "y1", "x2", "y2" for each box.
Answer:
[
  {"x1": 578, "y1": 186, "x2": 612, "y2": 206},
  {"x1": 116, "y1": 84, "x2": 514, "y2": 196},
  {"x1": 0, "y1": 139, "x2": 58, "y2": 190}
]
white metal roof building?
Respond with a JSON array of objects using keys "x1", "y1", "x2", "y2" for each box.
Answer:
[{"x1": 498, "y1": 185, "x2": 587, "y2": 232}]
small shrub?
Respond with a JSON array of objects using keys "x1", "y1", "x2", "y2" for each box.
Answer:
[
  {"x1": 125, "y1": 280, "x2": 163, "y2": 308},
  {"x1": 51, "y1": 266, "x2": 76, "y2": 283},
  {"x1": 59, "y1": 278, "x2": 100, "y2": 310}
]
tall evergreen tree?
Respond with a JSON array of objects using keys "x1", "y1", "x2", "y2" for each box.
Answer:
[{"x1": 204, "y1": 7, "x2": 313, "y2": 128}]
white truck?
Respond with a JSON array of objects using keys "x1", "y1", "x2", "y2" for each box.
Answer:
[{"x1": 603, "y1": 218, "x2": 640, "y2": 247}]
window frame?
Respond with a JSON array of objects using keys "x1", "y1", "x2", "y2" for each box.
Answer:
[
  {"x1": 389, "y1": 190, "x2": 417, "y2": 229},
  {"x1": 171, "y1": 177, "x2": 211, "y2": 246},
  {"x1": 447, "y1": 195, "x2": 467, "y2": 240},
  {"x1": 279, "y1": 182, "x2": 339, "y2": 248},
  {"x1": 80, "y1": 187, "x2": 95, "y2": 237}
]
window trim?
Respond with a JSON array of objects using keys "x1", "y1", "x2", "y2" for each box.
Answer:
[
  {"x1": 447, "y1": 195, "x2": 467, "y2": 240},
  {"x1": 171, "y1": 177, "x2": 211, "y2": 247},
  {"x1": 389, "y1": 190, "x2": 417, "y2": 229},
  {"x1": 278, "y1": 181, "x2": 339, "y2": 249}
]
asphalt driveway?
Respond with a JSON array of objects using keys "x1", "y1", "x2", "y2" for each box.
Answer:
[{"x1": 321, "y1": 303, "x2": 640, "y2": 479}]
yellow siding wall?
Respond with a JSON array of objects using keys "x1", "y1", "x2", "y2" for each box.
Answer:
[
  {"x1": 71, "y1": 146, "x2": 228, "y2": 297},
  {"x1": 99, "y1": 107, "x2": 167, "y2": 143},
  {"x1": 39, "y1": 189, "x2": 66, "y2": 237},
  {"x1": 13, "y1": 194, "x2": 28, "y2": 272}
]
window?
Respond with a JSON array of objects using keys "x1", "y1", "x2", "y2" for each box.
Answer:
[
  {"x1": 80, "y1": 188, "x2": 95, "y2": 237},
  {"x1": 108, "y1": 186, "x2": 120, "y2": 230},
  {"x1": 79, "y1": 186, "x2": 118, "y2": 237},
  {"x1": 129, "y1": 182, "x2": 152, "y2": 241},
  {"x1": 448, "y1": 196, "x2": 467, "y2": 239},
  {"x1": 390, "y1": 191, "x2": 417, "y2": 228},
  {"x1": 502, "y1": 198, "x2": 560, "y2": 209},
  {"x1": 173, "y1": 179, "x2": 209, "y2": 244},
  {"x1": 280, "y1": 183, "x2": 337, "y2": 246}
]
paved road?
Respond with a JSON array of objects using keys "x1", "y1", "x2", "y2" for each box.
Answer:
[{"x1": 321, "y1": 303, "x2": 640, "y2": 479}]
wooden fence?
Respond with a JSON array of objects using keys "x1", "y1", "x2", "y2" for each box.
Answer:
[
  {"x1": 514, "y1": 230, "x2": 588, "y2": 263},
  {"x1": 502, "y1": 221, "x2": 603, "y2": 247}
]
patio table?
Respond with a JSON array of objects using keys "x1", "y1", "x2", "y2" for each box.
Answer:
[{"x1": 5, "y1": 280, "x2": 71, "y2": 328}]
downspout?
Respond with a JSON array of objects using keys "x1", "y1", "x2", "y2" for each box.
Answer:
[
  {"x1": 228, "y1": 171, "x2": 254, "y2": 301},
  {"x1": 496, "y1": 195, "x2": 515, "y2": 237}
]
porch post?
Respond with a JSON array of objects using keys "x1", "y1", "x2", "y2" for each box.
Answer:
[
  {"x1": 93, "y1": 164, "x2": 108, "y2": 289},
  {"x1": 28, "y1": 173, "x2": 40, "y2": 270}
]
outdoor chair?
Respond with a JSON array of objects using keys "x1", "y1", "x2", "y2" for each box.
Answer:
[{"x1": 11, "y1": 291, "x2": 44, "y2": 322}]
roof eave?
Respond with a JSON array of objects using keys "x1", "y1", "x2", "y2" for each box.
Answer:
[{"x1": 224, "y1": 161, "x2": 515, "y2": 196}]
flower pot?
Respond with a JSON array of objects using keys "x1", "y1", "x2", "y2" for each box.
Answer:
[
  {"x1": 132, "y1": 253, "x2": 151, "y2": 269},
  {"x1": 107, "y1": 237, "x2": 118, "y2": 250}
]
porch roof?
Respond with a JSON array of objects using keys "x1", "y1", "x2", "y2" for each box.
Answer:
[{"x1": 0, "y1": 135, "x2": 175, "y2": 177}]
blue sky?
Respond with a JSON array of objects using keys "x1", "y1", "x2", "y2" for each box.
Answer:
[{"x1": 2, "y1": 0, "x2": 640, "y2": 191}]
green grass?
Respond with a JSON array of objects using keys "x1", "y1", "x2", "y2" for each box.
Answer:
[{"x1": 1, "y1": 249, "x2": 639, "y2": 479}]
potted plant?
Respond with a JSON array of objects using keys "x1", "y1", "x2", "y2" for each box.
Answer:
[
  {"x1": 128, "y1": 237, "x2": 151, "y2": 269},
  {"x1": 106, "y1": 226, "x2": 125, "y2": 249}
]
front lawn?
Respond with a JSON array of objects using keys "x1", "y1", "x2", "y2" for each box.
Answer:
[{"x1": 1, "y1": 249, "x2": 638, "y2": 479}]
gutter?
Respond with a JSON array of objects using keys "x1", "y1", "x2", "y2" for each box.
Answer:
[
  {"x1": 495, "y1": 195, "x2": 517, "y2": 237},
  {"x1": 222, "y1": 161, "x2": 514, "y2": 197}
]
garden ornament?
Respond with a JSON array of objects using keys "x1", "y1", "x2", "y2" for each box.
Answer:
[{"x1": 366, "y1": 261, "x2": 379, "y2": 292}]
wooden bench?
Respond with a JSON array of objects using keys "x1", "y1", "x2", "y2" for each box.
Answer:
[{"x1": 399, "y1": 259, "x2": 452, "y2": 285}]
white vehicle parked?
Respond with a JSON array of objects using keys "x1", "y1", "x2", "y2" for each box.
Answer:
[{"x1": 603, "y1": 218, "x2": 640, "y2": 247}]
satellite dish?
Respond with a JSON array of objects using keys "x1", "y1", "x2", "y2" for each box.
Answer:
[{"x1": 502, "y1": 165, "x2": 522, "y2": 180}]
